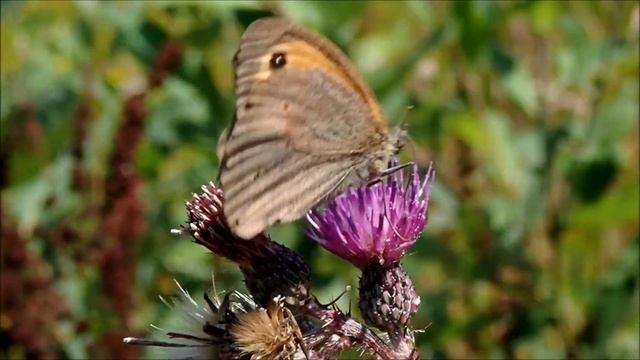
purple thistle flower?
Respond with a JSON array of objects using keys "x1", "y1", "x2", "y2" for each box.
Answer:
[{"x1": 307, "y1": 162, "x2": 435, "y2": 269}]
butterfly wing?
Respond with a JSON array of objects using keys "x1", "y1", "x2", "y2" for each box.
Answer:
[{"x1": 219, "y1": 18, "x2": 392, "y2": 239}]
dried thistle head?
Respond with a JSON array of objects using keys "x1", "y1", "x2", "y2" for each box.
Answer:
[
  {"x1": 230, "y1": 296, "x2": 305, "y2": 360},
  {"x1": 123, "y1": 279, "x2": 254, "y2": 359}
]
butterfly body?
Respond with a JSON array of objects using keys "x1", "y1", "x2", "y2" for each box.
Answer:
[{"x1": 218, "y1": 18, "x2": 405, "y2": 239}]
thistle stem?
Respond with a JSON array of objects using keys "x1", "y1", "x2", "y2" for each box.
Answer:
[{"x1": 301, "y1": 300, "x2": 418, "y2": 360}]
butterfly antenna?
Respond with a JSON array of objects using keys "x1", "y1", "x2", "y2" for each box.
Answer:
[
  {"x1": 400, "y1": 105, "x2": 414, "y2": 129},
  {"x1": 397, "y1": 104, "x2": 420, "y2": 165},
  {"x1": 407, "y1": 136, "x2": 424, "y2": 171}
]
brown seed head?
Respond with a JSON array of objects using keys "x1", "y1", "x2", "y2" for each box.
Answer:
[{"x1": 230, "y1": 296, "x2": 303, "y2": 360}]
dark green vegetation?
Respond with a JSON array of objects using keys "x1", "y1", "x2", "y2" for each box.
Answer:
[{"x1": 1, "y1": 1, "x2": 638, "y2": 359}]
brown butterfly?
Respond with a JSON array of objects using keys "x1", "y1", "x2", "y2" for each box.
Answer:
[{"x1": 217, "y1": 17, "x2": 406, "y2": 239}]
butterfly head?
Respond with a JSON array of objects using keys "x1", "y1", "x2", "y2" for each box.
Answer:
[
  {"x1": 390, "y1": 125, "x2": 408, "y2": 155},
  {"x1": 370, "y1": 126, "x2": 407, "y2": 178}
]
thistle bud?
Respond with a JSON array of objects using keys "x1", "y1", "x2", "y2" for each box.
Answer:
[{"x1": 358, "y1": 262, "x2": 420, "y2": 334}]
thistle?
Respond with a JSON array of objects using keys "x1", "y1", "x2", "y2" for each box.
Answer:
[
  {"x1": 307, "y1": 163, "x2": 434, "y2": 343},
  {"x1": 307, "y1": 163, "x2": 434, "y2": 269},
  {"x1": 126, "y1": 164, "x2": 434, "y2": 359}
]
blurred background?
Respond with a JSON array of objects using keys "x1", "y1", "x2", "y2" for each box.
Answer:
[{"x1": 1, "y1": 1, "x2": 638, "y2": 359}]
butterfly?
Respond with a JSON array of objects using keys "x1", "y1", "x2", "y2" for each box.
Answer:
[{"x1": 217, "y1": 17, "x2": 406, "y2": 239}]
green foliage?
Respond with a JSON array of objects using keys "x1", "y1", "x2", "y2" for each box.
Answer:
[{"x1": 1, "y1": 1, "x2": 638, "y2": 359}]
